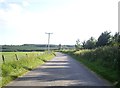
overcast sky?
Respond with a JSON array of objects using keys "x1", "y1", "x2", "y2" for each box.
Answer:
[{"x1": 0, "y1": 0, "x2": 119, "y2": 45}]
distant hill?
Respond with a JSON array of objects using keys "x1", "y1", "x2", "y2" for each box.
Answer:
[{"x1": 0, "y1": 44, "x2": 75, "y2": 52}]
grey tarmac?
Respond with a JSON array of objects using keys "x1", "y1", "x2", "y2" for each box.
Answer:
[{"x1": 5, "y1": 52, "x2": 112, "y2": 86}]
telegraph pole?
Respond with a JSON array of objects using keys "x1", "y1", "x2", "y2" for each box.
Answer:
[{"x1": 45, "y1": 32, "x2": 53, "y2": 53}]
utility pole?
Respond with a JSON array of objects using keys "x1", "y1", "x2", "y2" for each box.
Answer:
[{"x1": 45, "y1": 32, "x2": 53, "y2": 53}]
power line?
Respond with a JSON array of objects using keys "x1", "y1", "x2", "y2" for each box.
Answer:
[{"x1": 45, "y1": 32, "x2": 53, "y2": 52}]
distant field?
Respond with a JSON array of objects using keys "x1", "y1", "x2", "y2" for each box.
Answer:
[
  {"x1": 1, "y1": 44, "x2": 75, "y2": 52},
  {"x1": 0, "y1": 52, "x2": 42, "y2": 63}
]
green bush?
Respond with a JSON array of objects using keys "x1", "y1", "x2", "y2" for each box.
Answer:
[{"x1": 62, "y1": 46, "x2": 119, "y2": 87}]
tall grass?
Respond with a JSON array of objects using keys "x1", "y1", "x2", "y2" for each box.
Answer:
[
  {"x1": 1, "y1": 51, "x2": 55, "y2": 87},
  {"x1": 62, "y1": 46, "x2": 119, "y2": 87}
]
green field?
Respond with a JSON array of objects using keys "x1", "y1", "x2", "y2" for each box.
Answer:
[
  {"x1": 0, "y1": 51, "x2": 55, "y2": 87},
  {"x1": 0, "y1": 52, "x2": 43, "y2": 63}
]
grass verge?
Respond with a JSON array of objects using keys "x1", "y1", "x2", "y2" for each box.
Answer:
[
  {"x1": 1, "y1": 52, "x2": 55, "y2": 87},
  {"x1": 76, "y1": 58, "x2": 118, "y2": 83},
  {"x1": 62, "y1": 49, "x2": 119, "y2": 88}
]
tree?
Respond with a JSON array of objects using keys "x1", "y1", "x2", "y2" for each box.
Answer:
[
  {"x1": 58, "y1": 44, "x2": 62, "y2": 50},
  {"x1": 111, "y1": 32, "x2": 120, "y2": 46},
  {"x1": 83, "y1": 37, "x2": 96, "y2": 49},
  {"x1": 82, "y1": 41, "x2": 86, "y2": 49},
  {"x1": 75, "y1": 39, "x2": 81, "y2": 50},
  {"x1": 96, "y1": 31, "x2": 111, "y2": 47}
]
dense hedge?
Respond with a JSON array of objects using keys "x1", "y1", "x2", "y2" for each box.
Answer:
[{"x1": 62, "y1": 46, "x2": 120, "y2": 87}]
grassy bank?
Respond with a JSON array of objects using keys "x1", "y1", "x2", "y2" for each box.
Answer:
[
  {"x1": 61, "y1": 46, "x2": 119, "y2": 87},
  {"x1": 1, "y1": 51, "x2": 55, "y2": 87}
]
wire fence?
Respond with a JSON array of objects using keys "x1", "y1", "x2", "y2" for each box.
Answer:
[{"x1": 0, "y1": 52, "x2": 43, "y2": 63}]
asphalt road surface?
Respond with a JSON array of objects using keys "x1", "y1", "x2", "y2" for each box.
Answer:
[{"x1": 6, "y1": 52, "x2": 112, "y2": 87}]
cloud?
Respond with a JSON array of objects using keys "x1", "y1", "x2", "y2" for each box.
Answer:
[
  {"x1": 0, "y1": 0, "x2": 30, "y2": 26},
  {"x1": 8, "y1": 3, "x2": 22, "y2": 14},
  {"x1": 22, "y1": 0, "x2": 29, "y2": 7},
  {"x1": 0, "y1": 0, "x2": 119, "y2": 45},
  {"x1": 0, "y1": 0, "x2": 5, "y2": 3}
]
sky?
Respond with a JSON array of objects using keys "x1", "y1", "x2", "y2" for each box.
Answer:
[{"x1": 0, "y1": 0, "x2": 119, "y2": 45}]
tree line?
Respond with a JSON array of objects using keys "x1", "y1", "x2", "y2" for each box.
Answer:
[
  {"x1": 1, "y1": 44, "x2": 75, "y2": 52},
  {"x1": 75, "y1": 31, "x2": 120, "y2": 50},
  {"x1": 74, "y1": 31, "x2": 120, "y2": 87}
]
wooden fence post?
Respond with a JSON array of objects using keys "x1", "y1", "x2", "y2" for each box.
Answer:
[
  {"x1": 15, "y1": 54, "x2": 19, "y2": 60},
  {"x1": 26, "y1": 54, "x2": 28, "y2": 58},
  {"x1": 2, "y1": 55, "x2": 5, "y2": 63},
  {"x1": 37, "y1": 54, "x2": 39, "y2": 56}
]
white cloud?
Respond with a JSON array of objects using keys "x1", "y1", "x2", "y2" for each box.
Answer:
[
  {"x1": 22, "y1": 0, "x2": 29, "y2": 7},
  {"x1": 0, "y1": 0, "x2": 119, "y2": 45},
  {"x1": 8, "y1": 3, "x2": 22, "y2": 13},
  {"x1": 0, "y1": 0, "x2": 5, "y2": 3}
]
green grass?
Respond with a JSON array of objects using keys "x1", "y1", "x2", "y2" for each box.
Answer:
[
  {"x1": 61, "y1": 46, "x2": 119, "y2": 87},
  {"x1": 76, "y1": 58, "x2": 118, "y2": 83},
  {"x1": 66, "y1": 53, "x2": 118, "y2": 87},
  {"x1": 0, "y1": 51, "x2": 55, "y2": 87},
  {"x1": 0, "y1": 52, "x2": 43, "y2": 63}
]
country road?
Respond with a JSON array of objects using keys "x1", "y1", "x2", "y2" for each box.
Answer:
[{"x1": 5, "y1": 52, "x2": 112, "y2": 87}]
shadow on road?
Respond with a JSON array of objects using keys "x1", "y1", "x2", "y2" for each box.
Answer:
[{"x1": 5, "y1": 53, "x2": 112, "y2": 86}]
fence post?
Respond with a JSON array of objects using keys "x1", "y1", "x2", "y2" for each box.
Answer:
[
  {"x1": 37, "y1": 54, "x2": 39, "y2": 56},
  {"x1": 26, "y1": 54, "x2": 28, "y2": 58},
  {"x1": 2, "y1": 55, "x2": 5, "y2": 63},
  {"x1": 15, "y1": 54, "x2": 19, "y2": 60}
]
